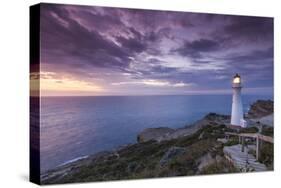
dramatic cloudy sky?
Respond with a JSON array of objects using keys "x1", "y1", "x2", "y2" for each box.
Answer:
[{"x1": 37, "y1": 3, "x2": 273, "y2": 96}]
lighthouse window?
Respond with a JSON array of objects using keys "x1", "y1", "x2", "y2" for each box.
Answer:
[{"x1": 233, "y1": 77, "x2": 240, "y2": 83}]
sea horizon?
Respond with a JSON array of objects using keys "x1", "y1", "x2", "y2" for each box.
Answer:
[{"x1": 35, "y1": 92, "x2": 273, "y2": 98}]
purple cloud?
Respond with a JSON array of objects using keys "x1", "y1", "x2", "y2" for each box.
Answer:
[{"x1": 39, "y1": 3, "x2": 274, "y2": 95}]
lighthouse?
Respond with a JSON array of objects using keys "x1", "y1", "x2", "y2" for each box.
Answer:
[{"x1": 231, "y1": 74, "x2": 246, "y2": 127}]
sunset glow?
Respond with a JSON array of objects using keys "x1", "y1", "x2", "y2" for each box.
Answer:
[
  {"x1": 41, "y1": 77, "x2": 103, "y2": 92},
  {"x1": 30, "y1": 72, "x2": 104, "y2": 96},
  {"x1": 32, "y1": 4, "x2": 273, "y2": 96}
]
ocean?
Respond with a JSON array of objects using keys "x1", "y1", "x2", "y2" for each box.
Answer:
[{"x1": 39, "y1": 94, "x2": 272, "y2": 173}]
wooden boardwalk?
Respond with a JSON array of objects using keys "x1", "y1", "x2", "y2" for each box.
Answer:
[
  {"x1": 224, "y1": 145, "x2": 267, "y2": 172},
  {"x1": 225, "y1": 132, "x2": 273, "y2": 160}
]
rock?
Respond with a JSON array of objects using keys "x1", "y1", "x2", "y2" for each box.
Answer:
[
  {"x1": 105, "y1": 152, "x2": 120, "y2": 161},
  {"x1": 250, "y1": 114, "x2": 274, "y2": 127},
  {"x1": 258, "y1": 114, "x2": 274, "y2": 126},
  {"x1": 127, "y1": 162, "x2": 138, "y2": 173},
  {"x1": 211, "y1": 143, "x2": 224, "y2": 156},
  {"x1": 136, "y1": 113, "x2": 229, "y2": 143},
  {"x1": 198, "y1": 131, "x2": 205, "y2": 139},
  {"x1": 247, "y1": 100, "x2": 273, "y2": 119},
  {"x1": 157, "y1": 113, "x2": 230, "y2": 142},
  {"x1": 215, "y1": 155, "x2": 224, "y2": 163},
  {"x1": 137, "y1": 127, "x2": 175, "y2": 143},
  {"x1": 204, "y1": 113, "x2": 230, "y2": 122},
  {"x1": 217, "y1": 138, "x2": 228, "y2": 144},
  {"x1": 197, "y1": 153, "x2": 216, "y2": 172},
  {"x1": 159, "y1": 146, "x2": 186, "y2": 166},
  {"x1": 190, "y1": 113, "x2": 230, "y2": 130}
]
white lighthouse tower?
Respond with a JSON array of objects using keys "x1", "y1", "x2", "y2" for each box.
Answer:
[{"x1": 231, "y1": 74, "x2": 246, "y2": 127}]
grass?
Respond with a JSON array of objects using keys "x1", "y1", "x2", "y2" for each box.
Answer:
[
  {"x1": 259, "y1": 142, "x2": 274, "y2": 169},
  {"x1": 261, "y1": 126, "x2": 274, "y2": 137},
  {"x1": 224, "y1": 137, "x2": 239, "y2": 146},
  {"x1": 43, "y1": 124, "x2": 238, "y2": 184},
  {"x1": 42, "y1": 123, "x2": 272, "y2": 184},
  {"x1": 240, "y1": 127, "x2": 258, "y2": 133},
  {"x1": 200, "y1": 159, "x2": 237, "y2": 174}
]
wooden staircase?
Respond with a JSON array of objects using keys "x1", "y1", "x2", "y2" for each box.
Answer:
[{"x1": 224, "y1": 144, "x2": 267, "y2": 172}]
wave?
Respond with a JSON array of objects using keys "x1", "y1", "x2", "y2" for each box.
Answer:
[{"x1": 57, "y1": 155, "x2": 89, "y2": 167}]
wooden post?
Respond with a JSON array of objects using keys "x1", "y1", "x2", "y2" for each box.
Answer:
[
  {"x1": 256, "y1": 136, "x2": 260, "y2": 161},
  {"x1": 241, "y1": 137, "x2": 245, "y2": 152},
  {"x1": 260, "y1": 139, "x2": 263, "y2": 149},
  {"x1": 259, "y1": 125, "x2": 263, "y2": 150}
]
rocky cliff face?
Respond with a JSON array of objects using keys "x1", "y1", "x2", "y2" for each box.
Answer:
[
  {"x1": 137, "y1": 127, "x2": 175, "y2": 143},
  {"x1": 137, "y1": 113, "x2": 230, "y2": 143},
  {"x1": 246, "y1": 100, "x2": 274, "y2": 127},
  {"x1": 247, "y1": 100, "x2": 273, "y2": 119}
]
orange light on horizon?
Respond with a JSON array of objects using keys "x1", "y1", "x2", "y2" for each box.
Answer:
[
  {"x1": 41, "y1": 78, "x2": 103, "y2": 92},
  {"x1": 30, "y1": 72, "x2": 104, "y2": 96}
]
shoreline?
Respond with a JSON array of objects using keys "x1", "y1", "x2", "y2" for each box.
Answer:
[
  {"x1": 56, "y1": 155, "x2": 89, "y2": 168},
  {"x1": 41, "y1": 99, "x2": 274, "y2": 184},
  {"x1": 42, "y1": 112, "x2": 227, "y2": 174}
]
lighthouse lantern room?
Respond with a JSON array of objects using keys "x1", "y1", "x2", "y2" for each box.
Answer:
[{"x1": 231, "y1": 74, "x2": 246, "y2": 127}]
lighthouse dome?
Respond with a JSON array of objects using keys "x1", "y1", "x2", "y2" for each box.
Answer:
[{"x1": 232, "y1": 73, "x2": 242, "y2": 88}]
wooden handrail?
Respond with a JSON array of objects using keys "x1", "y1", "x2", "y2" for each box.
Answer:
[
  {"x1": 225, "y1": 132, "x2": 239, "y2": 136},
  {"x1": 225, "y1": 132, "x2": 273, "y2": 143},
  {"x1": 257, "y1": 134, "x2": 274, "y2": 143},
  {"x1": 224, "y1": 131, "x2": 273, "y2": 161}
]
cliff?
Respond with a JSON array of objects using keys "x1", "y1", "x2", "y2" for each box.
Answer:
[
  {"x1": 246, "y1": 100, "x2": 274, "y2": 127},
  {"x1": 247, "y1": 100, "x2": 273, "y2": 119},
  {"x1": 137, "y1": 113, "x2": 230, "y2": 143},
  {"x1": 41, "y1": 99, "x2": 273, "y2": 184}
]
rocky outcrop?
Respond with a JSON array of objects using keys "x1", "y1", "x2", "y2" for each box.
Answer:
[
  {"x1": 246, "y1": 100, "x2": 274, "y2": 127},
  {"x1": 197, "y1": 153, "x2": 219, "y2": 172},
  {"x1": 137, "y1": 113, "x2": 230, "y2": 143},
  {"x1": 247, "y1": 100, "x2": 273, "y2": 119},
  {"x1": 137, "y1": 127, "x2": 175, "y2": 143},
  {"x1": 257, "y1": 114, "x2": 274, "y2": 126},
  {"x1": 159, "y1": 147, "x2": 186, "y2": 166}
]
